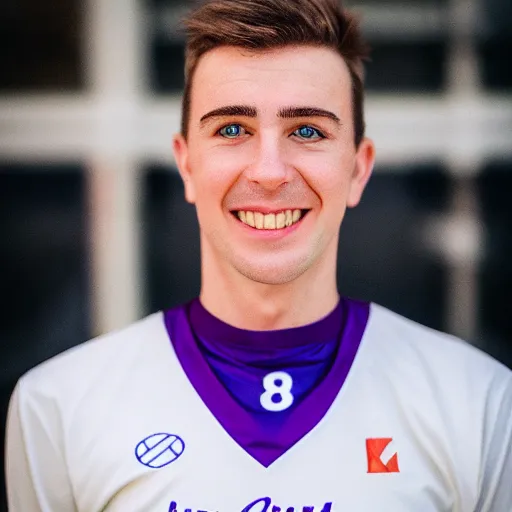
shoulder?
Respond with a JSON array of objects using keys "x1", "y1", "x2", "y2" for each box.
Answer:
[
  {"x1": 16, "y1": 312, "x2": 168, "y2": 403},
  {"x1": 366, "y1": 303, "x2": 511, "y2": 382},
  {"x1": 361, "y1": 303, "x2": 512, "y2": 422}
]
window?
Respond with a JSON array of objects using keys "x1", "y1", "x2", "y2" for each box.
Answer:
[{"x1": 0, "y1": 0, "x2": 83, "y2": 91}]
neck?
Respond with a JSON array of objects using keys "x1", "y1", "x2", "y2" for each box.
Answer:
[{"x1": 199, "y1": 252, "x2": 339, "y2": 331}]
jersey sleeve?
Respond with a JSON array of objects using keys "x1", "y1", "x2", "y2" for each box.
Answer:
[
  {"x1": 474, "y1": 373, "x2": 512, "y2": 511},
  {"x1": 5, "y1": 379, "x2": 77, "y2": 512}
]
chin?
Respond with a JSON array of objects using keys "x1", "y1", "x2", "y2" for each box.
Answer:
[{"x1": 233, "y1": 256, "x2": 313, "y2": 286}]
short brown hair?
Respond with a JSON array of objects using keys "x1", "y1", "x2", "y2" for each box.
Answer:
[{"x1": 182, "y1": 0, "x2": 369, "y2": 146}]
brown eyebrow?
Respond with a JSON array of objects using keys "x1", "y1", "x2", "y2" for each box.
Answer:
[
  {"x1": 200, "y1": 105, "x2": 257, "y2": 125},
  {"x1": 278, "y1": 107, "x2": 341, "y2": 124},
  {"x1": 199, "y1": 105, "x2": 341, "y2": 127}
]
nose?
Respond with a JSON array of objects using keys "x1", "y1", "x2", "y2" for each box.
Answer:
[{"x1": 244, "y1": 135, "x2": 291, "y2": 191}]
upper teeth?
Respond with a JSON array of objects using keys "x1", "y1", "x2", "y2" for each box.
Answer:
[{"x1": 237, "y1": 209, "x2": 303, "y2": 229}]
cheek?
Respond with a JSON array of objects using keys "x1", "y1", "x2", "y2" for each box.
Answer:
[
  {"x1": 189, "y1": 147, "x2": 245, "y2": 211},
  {"x1": 294, "y1": 152, "x2": 353, "y2": 205}
]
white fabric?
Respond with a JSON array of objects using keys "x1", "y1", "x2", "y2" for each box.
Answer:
[{"x1": 5, "y1": 304, "x2": 512, "y2": 511}]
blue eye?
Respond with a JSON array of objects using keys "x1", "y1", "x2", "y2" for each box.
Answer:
[
  {"x1": 219, "y1": 124, "x2": 244, "y2": 138},
  {"x1": 293, "y1": 126, "x2": 324, "y2": 140}
]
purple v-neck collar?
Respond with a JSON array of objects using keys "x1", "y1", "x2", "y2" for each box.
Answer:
[
  {"x1": 164, "y1": 298, "x2": 369, "y2": 468},
  {"x1": 189, "y1": 298, "x2": 343, "y2": 349}
]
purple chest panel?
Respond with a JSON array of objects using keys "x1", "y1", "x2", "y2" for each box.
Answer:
[
  {"x1": 164, "y1": 298, "x2": 370, "y2": 467},
  {"x1": 190, "y1": 298, "x2": 341, "y2": 417}
]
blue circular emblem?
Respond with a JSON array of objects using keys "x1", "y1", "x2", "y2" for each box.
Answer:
[{"x1": 135, "y1": 433, "x2": 185, "y2": 469}]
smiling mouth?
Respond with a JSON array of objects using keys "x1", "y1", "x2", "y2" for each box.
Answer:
[{"x1": 232, "y1": 209, "x2": 310, "y2": 230}]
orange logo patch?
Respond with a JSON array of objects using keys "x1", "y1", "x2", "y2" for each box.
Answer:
[{"x1": 366, "y1": 438, "x2": 400, "y2": 473}]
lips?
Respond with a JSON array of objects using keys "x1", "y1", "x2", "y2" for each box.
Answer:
[{"x1": 234, "y1": 209, "x2": 308, "y2": 230}]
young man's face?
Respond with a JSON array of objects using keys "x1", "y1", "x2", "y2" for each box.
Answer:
[{"x1": 174, "y1": 45, "x2": 375, "y2": 286}]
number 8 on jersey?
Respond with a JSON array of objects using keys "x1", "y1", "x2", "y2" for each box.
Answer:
[{"x1": 260, "y1": 371, "x2": 294, "y2": 412}]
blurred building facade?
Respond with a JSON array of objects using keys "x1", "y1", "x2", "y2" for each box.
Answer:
[{"x1": 1, "y1": 0, "x2": 511, "y2": 509}]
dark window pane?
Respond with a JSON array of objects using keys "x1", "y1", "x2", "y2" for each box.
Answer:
[
  {"x1": 150, "y1": 38, "x2": 185, "y2": 93},
  {"x1": 338, "y1": 165, "x2": 450, "y2": 331},
  {"x1": 365, "y1": 41, "x2": 448, "y2": 92},
  {"x1": 142, "y1": 166, "x2": 201, "y2": 313},
  {"x1": 147, "y1": 0, "x2": 188, "y2": 93},
  {"x1": 0, "y1": 0, "x2": 83, "y2": 91},
  {"x1": 478, "y1": 0, "x2": 512, "y2": 90},
  {"x1": 477, "y1": 0, "x2": 512, "y2": 90},
  {"x1": 478, "y1": 37, "x2": 512, "y2": 90},
  {"x1": 0, "y1": 164, "x2": 91, "y2": 511},
  {"x1": 477, "y1": 162, "x2": 512, "y2": 368}
]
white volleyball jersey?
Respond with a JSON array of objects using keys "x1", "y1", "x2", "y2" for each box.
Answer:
[{"x1": 6, "y1": 303, "x2": 512, "y2": 512}]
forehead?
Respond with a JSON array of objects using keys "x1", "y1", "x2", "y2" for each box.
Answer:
[{"x1": 189, "y1": 45, "x2": 352, "y2": 119}]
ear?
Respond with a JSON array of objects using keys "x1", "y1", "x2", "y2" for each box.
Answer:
[
  {"x1": 346, "y1": 137, "x2": 375, "y2": 208},
  {"x1": 173, "y1": 133, "x2": 196, "y2": 204}
]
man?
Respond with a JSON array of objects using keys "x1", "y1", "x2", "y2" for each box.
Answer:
[{"x1": 5, "y1": 0, "x2": 512, "y2": 510}]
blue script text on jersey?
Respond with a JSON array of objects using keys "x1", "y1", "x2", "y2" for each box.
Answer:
[{"x1": 168, "y1": 498, "x2": 333, "y2": 512}]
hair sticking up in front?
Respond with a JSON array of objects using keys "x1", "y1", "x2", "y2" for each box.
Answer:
[{"x1": 181, "y1": 0, "x2": 370, "y2": 146}]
